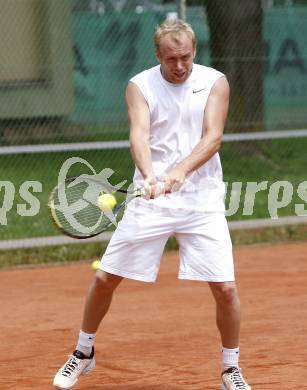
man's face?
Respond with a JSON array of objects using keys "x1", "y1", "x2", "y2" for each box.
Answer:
[{"x1": 156, "y1": 32, "x2": 195, "y2": 84}]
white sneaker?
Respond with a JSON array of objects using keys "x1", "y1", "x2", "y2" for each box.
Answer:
[
  {"x1": 53, "y1": 348, "x2": 95, "y2": 389},
  {"x1": 221, "y1": 366, "x2": 251, "y2": 390}
]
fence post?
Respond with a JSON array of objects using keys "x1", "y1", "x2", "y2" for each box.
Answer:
[{"x1": 176, "y1": 0, "x2": 186, "y2": 20}]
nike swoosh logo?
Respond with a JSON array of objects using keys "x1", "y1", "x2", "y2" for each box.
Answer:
[{"x1": 193, "y1": 87, "x2": 206, "y2": 94}]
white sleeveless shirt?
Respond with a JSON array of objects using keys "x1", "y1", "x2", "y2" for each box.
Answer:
[{"x1": 129, "y1": 64, "x2": 226, "y2": 212}]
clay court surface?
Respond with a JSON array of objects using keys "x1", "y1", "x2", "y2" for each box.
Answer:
[{"x1": 1, "y1": 241, "x2": 306, "y2": 390}]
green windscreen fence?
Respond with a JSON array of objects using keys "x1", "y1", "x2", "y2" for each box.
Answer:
[
  {"x1": 71, "y1": 8, "x2": 211, "y2": 125},
  {"x1": 264, "y1": 7, "x2": 307, "y2": 129},
  {"x1": 71, "y1": 6, "x2": 307, "y2": 130},
  {"x1": 0, "y1": 4, "x2": 306, "y2": 141}
]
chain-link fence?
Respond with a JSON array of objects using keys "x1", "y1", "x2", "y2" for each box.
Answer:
[{"x1": 0, "y1": 0, "x2": 307, "y2": 246}]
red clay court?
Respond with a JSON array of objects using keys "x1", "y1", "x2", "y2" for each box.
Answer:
[{"x1": 1, "y1": 241, "x2": 306, "y2": 390}]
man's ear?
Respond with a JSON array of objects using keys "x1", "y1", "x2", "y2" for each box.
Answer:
[
  {"x1": 156, "y1": 49, "x2": 162, "y2": 63},
  {"x1": 193, "y1": 47, "x2": 197, "y2": 59}
]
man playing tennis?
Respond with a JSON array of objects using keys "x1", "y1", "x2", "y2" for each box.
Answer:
[{"x1": 53, "y1": 19, "x2": 252, "y2": 390}]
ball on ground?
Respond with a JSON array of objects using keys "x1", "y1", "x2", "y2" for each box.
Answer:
[
  {"x1": 97, "y1": 193, "x2": 117, "y2": 211},
  {"x1": 91, "y1": 259, "x2": 101, "y2": 272}
]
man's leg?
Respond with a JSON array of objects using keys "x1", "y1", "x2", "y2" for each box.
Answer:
[
  {"x1": 209, "y1": 281, "x2": 240, "y2": 349},
  {"x1": 81, "y1": 270, "x2": 123, "y2": 334},
  {"x1": 53, "y1": 270, "x2": 123, "y2": 390},
  {"x1": 209, "y1": 281, "x2": 251, "y2": 389},
  {"x1": 53, "y1": 204, "x2": 172, "y2": 389}
]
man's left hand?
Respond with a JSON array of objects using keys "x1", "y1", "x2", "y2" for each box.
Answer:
[{"x1": 163, "y1": 167, "x2": 186, "y2": 193}]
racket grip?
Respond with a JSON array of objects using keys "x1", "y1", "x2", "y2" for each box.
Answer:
[{"x1": 140, "y1": 181, "x2": 165, "y2": 197}]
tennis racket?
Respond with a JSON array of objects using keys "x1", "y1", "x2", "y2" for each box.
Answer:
[{"x1": 48, "y1": 175, "x2": 145, "y2": 239}]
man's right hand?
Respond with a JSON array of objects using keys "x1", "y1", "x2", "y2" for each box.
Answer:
[{"x1": 143, "y1": 176, "x2": 165, "y2": 200}]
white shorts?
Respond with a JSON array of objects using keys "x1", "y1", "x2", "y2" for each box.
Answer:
[{"x1": 100, "y1": 202, "x2": 234, "y2": 283}]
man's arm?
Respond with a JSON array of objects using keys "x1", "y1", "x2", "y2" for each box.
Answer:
[
  {"x1": 125, "y1": 82, "x2": 160, "y2": 198},
  {"x1": 165, "y1": 76, "x2": 230, "y2": 192}
]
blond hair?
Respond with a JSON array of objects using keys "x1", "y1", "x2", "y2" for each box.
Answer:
[{"x1": 154, "y1": 19, "x2": 196, "y2": 51}]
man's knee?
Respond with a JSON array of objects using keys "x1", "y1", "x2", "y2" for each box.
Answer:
[
  {"x1": 93, "y1": 270, "x2": 123, "y2": 293},
  {"x1": 209, "y1": 282, "x2": 240, "y2": 306}
]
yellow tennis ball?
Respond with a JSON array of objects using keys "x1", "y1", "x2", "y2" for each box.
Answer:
[
  {"x1": 91, "y1": 259, "x2": 100, "y2": 272},
  {"x1": 97, "y1": 193, "x2": 117, "y2": 211}
]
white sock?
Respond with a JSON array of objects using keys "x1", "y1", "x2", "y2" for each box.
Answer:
[
  {"x1": 222, "y1": 346, "x2": 239, "y2": 371},
  {"x1": 76, "y1": 330, "x2": 96, "y2": 357}
]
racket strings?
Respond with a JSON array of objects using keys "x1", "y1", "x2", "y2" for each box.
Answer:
[
  {"x1": 49, "y1": 177, "x2": 143, "y2": 238},
  {"x1": 51, "y1": 180, "x2": 119, "y2": 236}
]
